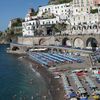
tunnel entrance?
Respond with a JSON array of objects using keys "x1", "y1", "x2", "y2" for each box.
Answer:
[
  {"x1": 62, "y1": 38, "x2": 72, "y2": 47},
  {"x1": 12, "y1": 46, "x2": 20, "y2": 51},
  {"x1": 86, "y1": 37, "x2": 97, "y2": 52},
  {"x1": 74, "y1": 38, "x2": 84, "y2": 48},
  {"x1": 47, "y1": 27, "x2": 52, "y2": 36}
]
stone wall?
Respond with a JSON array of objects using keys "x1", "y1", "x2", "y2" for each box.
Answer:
[
  {"x1": 18, "y1": 37, "x2": 33, "y2": 45},
  {"x1": 17, "y1": 34, "x2": 100, "y2": 48}
]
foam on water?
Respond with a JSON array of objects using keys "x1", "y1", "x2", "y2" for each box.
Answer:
[{"x1": 0, "y1": 45, "x2": 52, "y2": 100}]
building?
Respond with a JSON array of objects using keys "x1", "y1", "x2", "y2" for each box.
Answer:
[
  {"x1": 70, "y1": 13, "x2": 99, "y2": 26},
  {"x1": 22, "y1": 1, "x2": 100, "y2": 36},
  {"x1": 22, "y1": 8, "x2": 61, "y2": 36},
  {"x1": 93, "y1": 0, "x2": 100, "y2": 5},
  {"x1": 73, "y1": 0, "x2": 93, "y2": 7},
  {"x1": 37, "y1": 3, "x2": 72, "y2": 17}
]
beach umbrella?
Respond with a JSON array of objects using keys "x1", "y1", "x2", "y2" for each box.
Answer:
[
  {"x1": 92, "y1": 95, "x2": 100, "y2": 100},
  {"x1": 69, "y1": 92, "x2": 77, "y2": 98},
  {"x1": 98, "y1": 70, "x2": 100, "y2": 74},
  {"x1": 80, "y1": 97, "x2": 88, "y2": 100}
]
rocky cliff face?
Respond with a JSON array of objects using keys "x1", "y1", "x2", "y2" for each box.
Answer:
[{"x1": 0, "y1": 39, "x2": 8, "y2": 44}]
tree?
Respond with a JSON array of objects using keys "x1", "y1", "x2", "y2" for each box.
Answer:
[
  {"x1": 49, "y1": 0, "x2": 73, "y2": 4},
  {"x1": 11, "y1": 18, "x2": 22, "y2": 28},
  {"x1": 0, "y1": 31, "x2": 3, "y2": 37},
  {"x1": 90, "y1": 9, "x2": 98, "y2": 14},
  {"x1": 51, "y1": 23, "x2": 67, "y2": 33}
]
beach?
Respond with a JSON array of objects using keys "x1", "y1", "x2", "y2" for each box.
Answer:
[{"x1": 23, "y1": 55, "x2": 65, "y2": 100}]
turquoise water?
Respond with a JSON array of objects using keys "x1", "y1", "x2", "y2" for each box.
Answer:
[{"x1": 0, "y1": 45, "x2": 51, "y2": 100}]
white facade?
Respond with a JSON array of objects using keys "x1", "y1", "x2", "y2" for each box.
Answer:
[
  {"x1": 39, "y1": 16, "x2": 60, "y2": 25},
  {"x1": 70, "y1": 13, "x2": 99, "y2": 26},
  {"x1": 38, "y1": 3, "x2": 72, "y2": 17},
  {"x1": 22, "y1": 20, "x2": 37, "y2": 36},
  {"x1": 73, "y1": 0, "x2": 93, "y2": 7},
  {"x1": 22, "y1": 15, "x2": 60, "y2": 36}
]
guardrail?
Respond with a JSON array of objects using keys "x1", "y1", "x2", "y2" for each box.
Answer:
[{"x1": 33, "y1": 45, "x2": 92, "y2": 54}]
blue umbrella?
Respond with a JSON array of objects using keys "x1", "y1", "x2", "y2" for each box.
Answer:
[
  {"x1": 80, "y1": 97, "x2": 88, "y2": 100},
  {"x1": 69, "y1": 92, "x2": 77, "y2": 98}
]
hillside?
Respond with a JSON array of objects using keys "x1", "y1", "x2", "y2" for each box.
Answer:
[
  {"x1": 49, "y1": 0, "x2": 73, "y2": 4},
  {"x1": 0, "y1": 18, "x2": 23, "y2": 44}
]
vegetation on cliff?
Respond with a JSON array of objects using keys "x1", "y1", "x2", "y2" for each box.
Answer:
[
  {"x1": 51, "y1": 23, "x2": 68, "y2": 33},
  {"x1": 90, "y1": 8, "x2": 98, "y2": 14},
  {"x1": 49, "y1": 0, "x2": 73, "y2": 4},
  {"x1": 11, "y1": 18, "x2": 23, "y2": 28},
  {"x1": 0, "y1": 18, "x2": 23, "y2": 44}
]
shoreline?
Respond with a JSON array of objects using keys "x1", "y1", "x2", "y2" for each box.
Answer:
[{"x1": 23, "y1": 55, "x2": 65, "y2": 100}]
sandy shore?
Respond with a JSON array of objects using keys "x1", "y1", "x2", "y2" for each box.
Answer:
[{"x1": 23, "y1": 55, "x2": 65, "y2": 100}]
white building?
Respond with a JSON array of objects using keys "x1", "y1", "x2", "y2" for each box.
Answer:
[
  {"x1": 73, "y1": 0, "x2": 93, "y2": 7},
  {"x1": 37, "y1": 3, "x2": 72, "y2": 17},
  {"x1": 70, "y1": 13, "x2": 99, "y2": 26}
]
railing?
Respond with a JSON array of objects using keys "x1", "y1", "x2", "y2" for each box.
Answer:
[{"x1": 32, "y1": 45, "x2": 92, "y2": 53}]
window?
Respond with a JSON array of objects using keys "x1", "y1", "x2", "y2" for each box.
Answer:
[
  {"x1": 87, "y1": 8, "x2": 88, "y2": 11},
  {"x1": 45, "y1": 9, "x2": 47, "y2": 12},
  {"x1": 48, "y1": 8, "x2": 50, "y2": 11},
  {"x1": 29, "y1": 23, "x2": 31, "y2": 25},
  {"x1": 81, "y1": 8, "x2": 83, "y2": 11},
  {"x1": 43, "y1": 21, "x2": 45, "y2": 25},
  {"x1": 28, "y1": 27, "x2": 30, "y2": 30}
]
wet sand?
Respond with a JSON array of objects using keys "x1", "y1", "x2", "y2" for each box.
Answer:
[{"x1": 23, "y1": 56, "x2": 65, "y2": 100}]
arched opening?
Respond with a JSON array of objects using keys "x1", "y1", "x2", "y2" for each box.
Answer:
[
  {"x1": 12, "y1": 46, "x2": 20, "y2": 51},
  {"x1": 74, "y1": 38, "x2": 84, "y2": 48},
  {"x1": 93, "y1": 25, "x2": 97, "y2": 29},
  {"x1": 77, "y1": 26, "x2": 81, "y2": 30},
  {"x1": 83, "y1": 26, "x2": 87, "y2": 30},
  {"x1": 86, "y1": 37, "x2": 97, "y2": 51},
  {"x1": 72, "y1": 26, "x2": 76, "y2": 30},
  {"x1": 10, "y1": 39, "x2": 12, "y2": 42},
  {"x1": 89, "y1": 26, "x2": 92, "y2": 29},
  {"x1": 62, "y1": 38, "x2": 72, "y2": 47},
  {"x1": 53, "y1": 48, "x2": 58, "y2": 53},
  {"x1": 39, "y1": 38, "x2": 45, "y2": 45}
]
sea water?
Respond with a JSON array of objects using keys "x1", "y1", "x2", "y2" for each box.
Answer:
[{"x1": 0, "y1": 45, "x2": 52, "y2": 100}]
